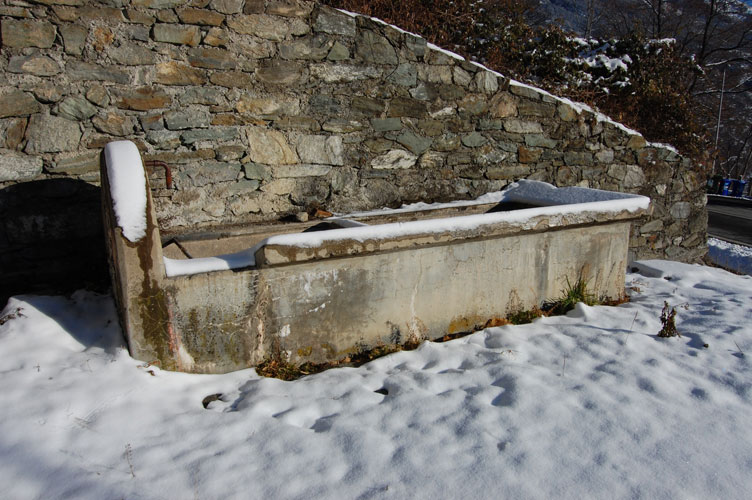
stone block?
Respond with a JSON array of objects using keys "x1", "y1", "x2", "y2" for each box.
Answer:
[
  {"x1": 49, "y1": 151, "x2": 100, "y2": 175},
  {"x1": 639, "y1": 219, "x2": 664, "y2": 234},
  {"x1": 524, "y1": 134, "x2": 557, "y2": 149},
  {"x1": 461, "y1": 132, "x2": 487, "y2": 148},
  {"x1": 210, "y1": 71, "x2": 254, "y2": 88},
  {"x1": 0, "y1": 6, "x2": 31, "y2": 18},
  {"x1": 155, "y1": 62, "x2": 206, "y2": 85},
  {"x1": 356, "y1": 31, "x2": 398, "y2": 65},
  {"x1": 397, "y1": 130, "x2": 432, "y2": 155},
  {"x1": 256, "y1": 61, "x2": 303, "y2": 85},
  {"x1": 388, "y1": 63, "x2": 418, "y2": 87},
  {"x1": 327, "y1": 42, "x2": 350, "y2": 61},
  {"x1": 67, "y1": 62, "x2": 130, "y2": 84},
  {"x1": 260, "y1": 178, "x2": 297, "y2": 195},
  {"x1": 352, "y1": 97, "x2": 385, "y2": 116},
  {"x1": 177, "y1": 7, "x2": 224, "y2": 25},
  {"x1": 364, "y1": 138, "x2": 396, "y2": 153},
  {"x1": 268, "y1": 1, "x2": 314, "y2": 17},
  {"x1": 246, "y1": 127, "x2": 299, "y2": 165},
  {"x1": 564, "y1": 151, "x2": 593, "y2": 166},
  {"x1": 58, "y1": 96, "x2": 97, "y2": 121},
  {"x1": 418, "y1": 151, "x2": 444, "y2": 168},
  {"x1": 433, "y1": 135, "x2": 461, "y2": 152},
  {"x1": 274, "y1": 116, "x2": 321, "y2": 131},
  {"x1": 486, "y1": 164, "x2": 531, "y2": 180},
  {"x1": 322, "y1": 119, "x2": 363, "y2": 133},
  {"x1": 0, "y1": 150, "x2": 42, "y2": 182},
  {"x1": 417, "y1": 65, "x2": 453, "y2": 84},
  {"x1": 388, "y1": 98, "x2": 427, "y2": 118},
  {"x1": 371, "y1": 118, "x2": 402, "y2": 132},
  {"x1": 91, "y1": 26, "x2": 115, "y2": 51},
  {"x1": 296, "y1": 135, "x2": 344, "y2": 165},
  {"x1": 518, "y1": 100, "x2": 556, "y2": 118},
  {"x1": 227, "y1": 14, "x2": 290, "y2": 40},
  {"x1": 626, "y1": 134, "x2": 647, "y2": 150},
  {"x1": 224, "y1": 179, "x2": 261, "y2": 196},
  {"x1": 26, "y1": 84, "x2": 58, "y2": 106},
  {"x1": 608, "y1": 164, "x2": 645, "y2": 189},
  {"x1": 187, "y1": 47, "x2": 235, "y2": 69},
  {"x1": 237, "y1": 96, "x2": 300, "y2": 117},
  {"x1": 229, "y1": 194, "x2": 262, "y2": 215},
  {"x1": 8, "y1": 55, "x2": 61, "y2": 76},
  {"x1": 152, "y1": 23, "x2": 201, "y2": 46},
  {"x1": 210, "y1": 0, "x2": 244, "y2": 14},
  {"x1": 58, "y1": 24, "x2": 87, "y2": 55},
  {"x1": 416, "y1": 120, "x2": 444, "y2": 137},
  {"x1": 204, "y1": 27, "x2": 229, "y2": 47},
  {"x1": 93, "y1": 112, "x2": 137, "y2": 137},
  {"x1": 0, "y1": 90, "x2": 41, "y2": 118},
  {"x1": 594, "y1": 149, "x2": 615, "y2": 163},
  {"x1": 474, "y1": 146, "x2": 509, "y2": 167},
  {"x1": 181, "y1": 127, "x2": 239, "y2": 145},
  {"x1": 475, "y1": 71, "x2": 499, "y2": 94},
  {"x1": 110, "y1": 45, "x2": 158, "y2": 66},
  {"x1": 25, "y1": 114, "x2": 82, "y2": 153},
  {"x1": 140, "y1": 113, "x2": 164, "y2": 131},
  {"x1": 165, "y1": 109, "x2": 211, "y2": 130},
  {"x1": 274, "y1": 164, "x2": 332, "y2": 178},
  {"x1": 458, "y1": 94, "x2": 488, "y2": 117},
  {"x1": 556, "y1": 166, "x2": 577, "y2": 185},
  {"x1": 243, "y1": 163, "x2": 272, "y2": 181},
  {"x1": 132, "y1": 0, "x2": 189, "y2": 9},
  {"x1": 125, "y1": 9, "x2": 156, "y2": 25},
  {"x1": 215, "y1": 145, "x2": 246, "y2": 161},
  {"x1": 314, "y1": 8, "x2": 356, "y2": 37},
  {"x1": 669, "y1": 202, "x2": 691, "y2": 220},
  {"x1": 115, "y1": 87, "x2": 172, "y2": 111},
  {"x1": 490, "y1": 93, "x2": 518, "y2": 118},
  {"x1": 405, "y1": 34, "x2": 427, "y2": 59},
  {"x1": 372, "y1": 149, "x2": 417, "y2": 169},
  {"x1": 186, "y1": 162, "x2": 242, "y2": 187},
  {"x1": 509, "y1": 83, "x2": 542, "y2": 100},
  {"x1": 447, "y1": 152, "x2": 473, "y2": 167},
  {"x1": 1, "y1": 19, "x2": 56, "y2": 48},
  {"x1": 309, "y1": 63, "x2": 381, "y2": 83},
  {"x1": 1, "y1": 118, "x2": 27, "y2": 150},
  {"x1": 279, "y1": 36, "x2": 332, "y2": 60},
  {"x1": 503, "y1": 119, "x2": 542, "y2": 134},
  {"x1": 453, "y1": 66, "x2": 473, "y2": 87}
]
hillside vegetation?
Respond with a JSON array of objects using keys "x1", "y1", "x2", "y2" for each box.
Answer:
[{"x1": 324, "y1": 0, "x2": 752, "y2": 177}]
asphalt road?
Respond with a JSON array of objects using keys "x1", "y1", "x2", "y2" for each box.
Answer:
[{"x1": 706, "y1": 200, "x2": 752, "y2": 246}]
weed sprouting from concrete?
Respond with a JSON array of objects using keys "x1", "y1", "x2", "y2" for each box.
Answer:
[{"x1": 545, "y1": 277, "x2": 599, "y2": 316}]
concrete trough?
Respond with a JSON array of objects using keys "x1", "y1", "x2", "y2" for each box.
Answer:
[{"x1": 102, "y1": 141, "x2": 651, "y2": 374}]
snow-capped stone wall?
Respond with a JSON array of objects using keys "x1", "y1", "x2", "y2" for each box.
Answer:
[{"x1": 0, "y1": 0, "x2": 707, "y2": 299}]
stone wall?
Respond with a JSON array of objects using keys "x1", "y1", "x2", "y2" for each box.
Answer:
[{"x1": 0, "y1": 0, "x2": 707, "y2": 301}]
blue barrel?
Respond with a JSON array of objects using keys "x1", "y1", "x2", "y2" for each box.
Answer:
[
  {"x1": 733, "y1": 180, "x2": 747, "y2": 197},
  {"x1": 721, "y1": 178, "x2": 731, "y2": 195}
]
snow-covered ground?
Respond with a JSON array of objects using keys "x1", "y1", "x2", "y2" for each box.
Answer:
[
  {"x1": 708, "y1": 237, "x2": 752, "y2": 276},
  {"x1": 1, "y1": 249, "x2": 751, "y2": 499}
]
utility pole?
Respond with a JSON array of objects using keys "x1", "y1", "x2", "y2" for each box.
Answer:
[{"x1": 714, "y1": 68, "x2": 726, "y2": 175}]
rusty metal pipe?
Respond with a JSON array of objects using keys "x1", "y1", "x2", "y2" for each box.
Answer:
[{"x1": 144, "y1": 160, "x2": 172, "y2": 189}]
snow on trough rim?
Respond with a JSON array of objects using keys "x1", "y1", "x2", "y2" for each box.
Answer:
[
  {"x1": 163, "y1": 180, "x2": 650, "y2": 278},
  {"x1": 104, "y1": 140, "x2": 147, "y2": 243}
]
